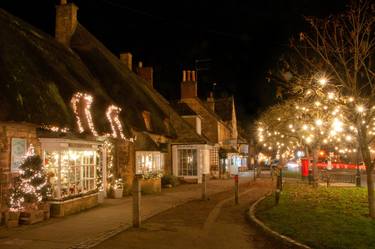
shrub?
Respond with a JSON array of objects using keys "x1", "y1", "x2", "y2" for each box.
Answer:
[{"x1": 161, "y1": 175, "x2": 179, "y2": 187}]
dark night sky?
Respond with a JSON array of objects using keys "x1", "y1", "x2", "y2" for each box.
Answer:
[{"x1": 0, "y1": 0, "x2": 347, "y2": 128}]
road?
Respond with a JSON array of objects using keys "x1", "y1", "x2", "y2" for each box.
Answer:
[{"x1": 94, "y1": 178, "x2": 288, "y2": 249}]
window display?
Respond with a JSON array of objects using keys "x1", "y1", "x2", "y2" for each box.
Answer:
[
  {"x1": 136, "y1": 151, "x2": 164, "y2": 176},
  {"x1": 41, "y1": 139, "x2": 100, "y2": 200}
]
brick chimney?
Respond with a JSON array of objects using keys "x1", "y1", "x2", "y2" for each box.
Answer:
[
  {"x1": 207, "y1": 91, "x2": 215, "y2": 111},
  {"x1": 137, "y1": 62, "x2": 154, "y2": 88},
  {"x1": 181, "y1": 70, "x2": 197, "y2": 99},
  {"x1": 55, "y1": 0, "x2": 79, "y2": 46},
  {"x1": 120, "y1": 53, "x2": 133, "y2": 71}
]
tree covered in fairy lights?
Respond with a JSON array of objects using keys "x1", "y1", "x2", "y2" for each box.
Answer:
[
  {"x1": 9, "y1": 146, "x2": 50, "y2": 211},
  {"x1": 262, "y1": 0, "x2": 375, "y2": 218}
]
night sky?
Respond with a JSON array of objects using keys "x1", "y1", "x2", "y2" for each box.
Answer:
[{"x1": 0, "y1": 0, "x2": 347, "y2": 129}]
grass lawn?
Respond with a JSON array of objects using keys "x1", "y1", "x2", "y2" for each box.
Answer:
[{"x1": 256, "y1": 182, "x2": 375, "y2": 249}]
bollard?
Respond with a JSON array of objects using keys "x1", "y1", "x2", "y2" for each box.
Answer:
[
  {"x1": 132, "y1": 174, "x2": 142, "y2": 228},
  {"x1": 234, "y1": 174, "x2": 239, "y2": 205},
  {"x1": 275, "y1": 189, "x2": 281, "y2": 205},
  {"x1": 202, "y1": 173, "x2": 208, "y2": 200}
]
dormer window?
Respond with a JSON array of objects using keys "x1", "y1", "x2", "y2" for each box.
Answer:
[{"x1": 142, "y1": 111, "x2": 152, "y2": 131}]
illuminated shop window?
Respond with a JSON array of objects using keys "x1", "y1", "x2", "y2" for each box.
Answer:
[
  {"x1": 136, "y1": 151, "x2": 164, "y2": 175},
  {"x1": 178, "y1": 149, "x2": 197, "y2": 176},
  {"x1": 41, "y1": 139, "x2": 100, "y2": 200}
]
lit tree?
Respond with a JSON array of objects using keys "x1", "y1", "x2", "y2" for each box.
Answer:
[
  {"x1": 256, "y1": 77, "x2": 357, "y2": 187},
  {"x1": 9, "y1": 146, "x2": 50, "y2": 211},
  {"x1": 288, "y1": 0, "x2": 375, "y2": 218}
]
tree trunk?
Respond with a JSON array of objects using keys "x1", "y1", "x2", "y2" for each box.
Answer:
[
  {"x1": 312, "y1": 146, "x2": 320, "y2": 188},
  {"x1": 358, "y1": 126, "x2": 375, "y2": 219}
]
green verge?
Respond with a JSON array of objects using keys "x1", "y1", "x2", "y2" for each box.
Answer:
[{"x1": 256, "y1": 182, "x2": 375, "y2": 249}]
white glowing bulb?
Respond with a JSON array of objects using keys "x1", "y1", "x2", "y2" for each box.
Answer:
[
  {"x1": 356, "y1": 105, "x2": 365, "y2": 113},
  {"x1": 315, "y1": 119, "x2": 323, "y2": 126},
  {"x1": 318, "y1": 78, "x2": 327, "y2": 86}
]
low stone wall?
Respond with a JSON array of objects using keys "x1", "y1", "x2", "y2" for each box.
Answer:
[
  {"x1": 141, "y1": 178, "x2": 161, "y2": 194},
  {"x1": 49, "y1": 193, "x2": 98, "y2": 217}
]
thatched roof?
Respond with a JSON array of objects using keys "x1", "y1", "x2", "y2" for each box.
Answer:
[
  {"x1": 0, "y1": 9, "x2": 115, "y2": 136},
  {"x1": 0, "y1": 8, "x2": 209, "y2": 145},
  {"x1": 70, "y1": 24, "x2": 209, "y2": 144}
]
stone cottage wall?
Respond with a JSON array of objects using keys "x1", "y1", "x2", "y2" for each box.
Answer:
[
  {"x1": 0, "y1": 122, "x2": 40, "y2": 207},
  {"x1": 114, "y1": 139, "x2": 135, "y2": 195}
]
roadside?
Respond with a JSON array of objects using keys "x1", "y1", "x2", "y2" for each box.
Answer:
[
  {"x1": 0, "y1": 174, "x2": 254, "y2": 249},
  {"x1": 94, "y1": 178, "x2": 288, "y2": 249}
]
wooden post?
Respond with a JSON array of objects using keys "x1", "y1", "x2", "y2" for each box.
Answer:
[
  {"x1": 275, "y1": 189, "x2": 281, "y2": 205},
  {"x1": 202, "y1": 173, "x2": 208, "y2": 200},
  {"x1": 132, "y1": 174, "x2": 142, "y2": 228},
  {"x1": 275, "y1": 168, "x2": 282, "y2": 205},
  {"x1": 234, "y1": 174, "x2": 239, "y2": 204}
]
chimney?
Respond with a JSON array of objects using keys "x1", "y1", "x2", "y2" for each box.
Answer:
[
  {"x1": 120, "y1": 53, "x2": 133, "y2": 71},
  {"x1": 55, "y1": 0, "x2": 79, "y2": 46},
  {"x1": 207, "y1": 91, "x2": 215, "y2": 111},
  {"x1": 181, "y1": 70, "x2": 197, "y2": 99},
  {"x1": 137, "y1": 61, "x2": 154, "y2": 88}
]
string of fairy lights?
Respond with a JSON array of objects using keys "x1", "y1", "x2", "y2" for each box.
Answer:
[{"x1": 256, "y1": 76, "x2": 375, "y2": 160}]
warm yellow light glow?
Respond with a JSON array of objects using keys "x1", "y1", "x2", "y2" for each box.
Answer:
[
  {"x1": 356, "y1": 105, "x2": 365, "y2": 113},
  {"x1": 332, "y1": 118, "x2": 343, "y2": 132},
  {"x1": 305, "y1": 137, "x2": 312, "y2": 144},
  {"x1": 318, "y1": 78, "x2": 327, "y2": 86},
  {"x1": 315, "y1": 119, "x2": 323, "y2": 126}
]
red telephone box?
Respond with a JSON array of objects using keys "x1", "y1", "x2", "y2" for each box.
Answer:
[{"x1": 301, "y1": 158, "x2": 309, "y2": 177}]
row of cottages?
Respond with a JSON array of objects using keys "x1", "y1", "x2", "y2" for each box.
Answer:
[
  {"x1": 0, "y1": 0, "x2": 246, "y2": 216},
  {"x1": 174, "y1": 71, "x2": 248, "y2": 176}
]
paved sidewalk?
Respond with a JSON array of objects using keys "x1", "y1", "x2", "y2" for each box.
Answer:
[
  {"x1": 94, "y1": 178, "x2": 281, "y2": 249},
  {"x1": 0, "y1": 175, "x2": 254, "y2": 249}
]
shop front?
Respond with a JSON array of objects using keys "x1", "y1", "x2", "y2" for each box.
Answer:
[
  {"x1": 136, "y1": 151, "x2": 164, "y2": 193},
  {"x1": 40, "y1": 138, "x2": 102, "y2": 217},
  {"x1": 172, "y1": 144, "x2": 211, "y2": 183}
]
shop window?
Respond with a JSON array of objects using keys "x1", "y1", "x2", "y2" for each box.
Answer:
[
  {"x1": 42, "y1": 141, "x2": 99, "y2": 200},
  {"x1": 178, "y1": 149, "x2": 197, "y2": 176},
  {"x1": 136, "y1": 151, "x2": 163, "y2": 175}
]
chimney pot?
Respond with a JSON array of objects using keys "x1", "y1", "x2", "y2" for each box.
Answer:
[
  {"x1": 207, "y1": 91, "x2": 215, "y2": 111},
  {"x1": 137, "y1": 63, "x2": 153, "y2": 88},
  {"x1": 180, "y1": 68, "x2": 198, "y2": 99},
  {"x1": 191, "y1": 70, "x2": 196, "y2": 82},
  {"x1": 120, "y1": 52, "x2": 132, "y2": 71},
  {"x1": 55, "y1": 1, "x2": 79, "y2": 46}
]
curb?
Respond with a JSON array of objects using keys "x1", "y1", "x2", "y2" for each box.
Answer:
[{"x1": 247, "y1": 192, "x2": 312, "y2": 249}]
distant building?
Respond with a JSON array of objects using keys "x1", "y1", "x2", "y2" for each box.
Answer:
[{"x1": 172, "y1": 70, "x2": 247, "y2": 178}]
